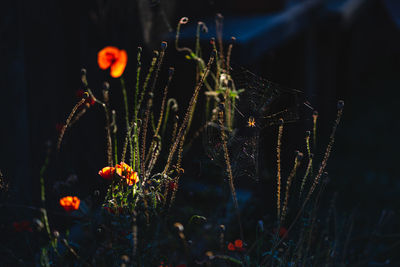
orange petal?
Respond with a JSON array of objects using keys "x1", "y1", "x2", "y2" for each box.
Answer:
[
  {"x1": 126, "y1": 179, "x2": 134, "y2": 186},
  {"x1": 98, "y1": 166, "x2": 115, "y2": 179},
  {"x1": 234, "y1": 239, "x2": 243, "y2": 248},
  {"x1": 119, "y1": 162, "x2": 131, "y2": 171},
  {"x1": 72, "y1": 196, "x2": 80, "y2": 210},
  {"x1": 60, "y1": 196, "x2": 80, "y2": 211},
  {"x1": 110, "y1": 49, "x2": 127, "y2": 78},
  {"x1": 115, "y1": 165, "x2": 123, "y2": 177},
  {"x1": 119, "y1": 162, "x2": 128, "y2": 167},
  {"x1": 98, "y1": 46, "x2": 120, "y2": 70},
  {"x1": 126, "y1": 171, "x2": 139, "y2": 186}
]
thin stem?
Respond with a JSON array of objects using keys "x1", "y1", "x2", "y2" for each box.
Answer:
[
  {"x1": 132, "y1": 47, "x2": 142, "y2": 169},
  {"x1": 276, "y1": 119, "x2": 284, "y2": 219},
  {"x1": 162, "y1": 53, "x2": 214, "y2": 175},
  {"x1": 57, "y1": 97, "x2": 86, "y2": 151},
  {"x1": 39, "y1": 145, "x2": 52, "y2": 241},
  {"x1": 219, "y1": 108, "x2": 244, "y2": 241}
]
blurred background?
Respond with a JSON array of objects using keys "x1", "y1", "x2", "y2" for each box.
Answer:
[{"x1": 1, "y1": 0, "x2": 400, "y2": 242}]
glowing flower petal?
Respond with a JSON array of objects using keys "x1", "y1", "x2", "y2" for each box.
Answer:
[
  {"x1": 98, "y1": 166, "x2": 115, "y2": 179},
  {"x1": 110, "y1": 49, "x2": 127, "y2": 78},
  {"x1": 97, "y1": 46, "x2": 120, "y2": 69},
  {"x1": 119, "y1": 162, "x2": 132, "y2": 172},
  {"x1": 97, "y1": 46, "x2": 127, "y2": 78},
  {"x1": 234, "y1": 239, "x2": 243, "y2": 248},
  {"x1": 126, "y1": 171, "x2": 139, "y2": 186},
  {"x1": 59, "y1": 196, "x2": 80, "y2": 212}
]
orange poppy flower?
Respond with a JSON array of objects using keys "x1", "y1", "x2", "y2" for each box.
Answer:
[
  {"x1": 115, "y1": 162, "x2": 132, "y2": 175},
  {"x1": 59, "y1": 196, "x2": 80, "y2": 212},
  {"x1": 98, "y1": 46, "x2": 127, "y2": 78},
  {"x1": 98, "y1": 166, "x2": 115, "y2": 179},
  {"x1": 115, "y1": 162, "x2": 138, "y2": 186}
]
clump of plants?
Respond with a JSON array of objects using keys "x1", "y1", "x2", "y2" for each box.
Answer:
[
  {"x1": 44, "y1": 39, "x2": 215, "y2": 265},
  {"x1": 2, "y1": 14, "x2": 397, "y2": 267}
]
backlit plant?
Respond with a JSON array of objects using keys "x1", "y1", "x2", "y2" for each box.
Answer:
[{"x1": 6, "y1": 14, "x2": 397, "y2": 267}]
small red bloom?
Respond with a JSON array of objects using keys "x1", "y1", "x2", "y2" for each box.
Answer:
[
  {"x1": 98, "y1": 46, "x2": 128, "y2": 78},
  {"x1": 227, "y1": 242, "x2": 235, "y2": 251},
  {"x1": 234, "y1": 239, "x2": 243, "y2": 248},
  {"x1": 228, "y1": 239, "x2": 245, "y2": 252},
  {"x1": 279, "y1": 226, "x2": 288, "y2": 238},
  {"x1": 59, "y1": 196, "x2": 80, "y2": 212},
  {"x1": 13, "y1": 221, "x2": 32, "y2": 232}
]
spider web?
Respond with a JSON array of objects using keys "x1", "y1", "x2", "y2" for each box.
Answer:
[
  {"x1": 203, "y1": 65, "x2": 308, "y2": 181},
  {"x1": 232, "y1": 64, "x2": 303, "y2": 129}
]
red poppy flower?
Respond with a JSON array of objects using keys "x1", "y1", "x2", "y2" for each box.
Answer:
[
  {"x1": 13, "y1": 221, "x2": 32, "y2": 232},
  {"x1": 98, "y1": 46, "x2": 128, "y2": 78},
  {"x1": 59, "y1": 196, "x2": 80, "y2": 212},
  {"x1": 228, "y1": 239, "x2": 245, "y2": 252},
  {"x1": 234, "y1": 239, "x2": 243, "y2": 248},
  {"x1": 98, "y1": 166, "x2": 115, "y2": 179},
  {"x1": 227, "y1": 242, "x2": 235, "y2": 251}
]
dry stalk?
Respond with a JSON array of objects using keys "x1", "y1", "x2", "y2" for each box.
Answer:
[
  {"x1": 57, "y1": 95, "x2": 87, "y2": 151},
  {"x1": 281, "y1": 151, "x2": 303, "y2": 224},
  {"x1": 276, "y1": 118, "x2": 284, "y2": 219},
  {"x1": 162, "y1": 53, "x2": 214, "y2": 175},
  {"x1": 218, "y1": 107, "x2": 244, "y2": 241},
  {"x1": 262, "y1": 100, "x2": 344, "y2": 265}
]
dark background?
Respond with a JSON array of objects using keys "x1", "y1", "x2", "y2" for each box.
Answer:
[{"x1": 1, "y1": 0, "x2": 400, "y2": 236}]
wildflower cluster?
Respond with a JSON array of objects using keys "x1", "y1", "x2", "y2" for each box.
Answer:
[
  {"x1": 9, "y1": 15, "x2": 353, "y2": 267},
  {"x1": 99, "y1": 162, "x2": 139, "y2": 186},
  {"x1": 227, "y1": 239, "x2": 244, "y2": 252}
]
